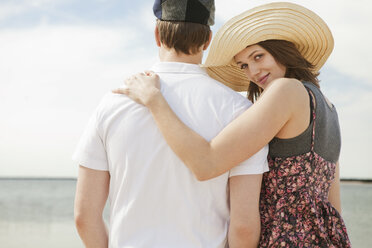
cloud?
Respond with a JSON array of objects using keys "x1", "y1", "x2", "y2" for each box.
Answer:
[
  {"x1": 0, "y1": 2, "x2": 29, "y2": 20},
  {"x1": 0, "y1": 24, "x2": 157, "y2": 101},
  {"x1": 0, "y1": 0, "x2": 69, "y2": 20}
]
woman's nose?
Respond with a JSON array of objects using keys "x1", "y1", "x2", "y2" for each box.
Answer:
[
  {"x1": 250, "y1": 64, "x2": 260, "y2": 75},
  {"x1": 246, "y1": 64, "x2": 260, "y2": 80}
]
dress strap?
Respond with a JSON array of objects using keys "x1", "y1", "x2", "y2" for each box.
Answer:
[{"x1": 306, "y1": 87, "x2": 316, "y2": 152}]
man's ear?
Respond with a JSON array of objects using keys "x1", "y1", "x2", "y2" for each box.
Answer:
[
  {"x1": 154, "y1": 26, "x2": 161, "y2": 47},
  {"x1": 203, "y1": 31, "x2": 213, "y2": 51}
]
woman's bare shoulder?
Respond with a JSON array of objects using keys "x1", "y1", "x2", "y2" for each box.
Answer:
[
  {"x1": 263, "y1": 78, "x2": 306, "y2": 101},
  {"x1": 267, "y1": 78, "x2": 303, "y2": 91}
]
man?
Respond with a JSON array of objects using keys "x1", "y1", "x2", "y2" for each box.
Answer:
[{"x1": 73, "y1": 0, "x2": 268, "y2": 247}]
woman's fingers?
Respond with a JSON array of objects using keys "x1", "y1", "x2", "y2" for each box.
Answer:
[
  {"x1": 144, "y1": 70, "x2": 155, "y2": 76},
  {"x1": 113, "y1": 71, "x2": 161, "y2": 106},
  {"x1": 112, "y1": 87, "x2": 144, "y2": 105},
  {"x1": 112, "y1": 87, "x2": 129, "y2": 95},
  {"x1": 126, "y1": 76, "x2": 137, "y2": 85}
]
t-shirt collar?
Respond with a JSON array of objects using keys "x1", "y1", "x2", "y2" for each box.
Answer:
[{"x1": 151, "y1": 62, "x2": 208, "y2": 75}]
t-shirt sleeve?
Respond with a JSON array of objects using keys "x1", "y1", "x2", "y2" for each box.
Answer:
[
  {"x1": 72, "y1": 104, "x2": 109, "y2": 171},
  {"x1": 228, "y1": 93, "x2": 269, "y2": 177},
  {"x1": 229, "y1": 145, "x2": 269, "y2": 177}
]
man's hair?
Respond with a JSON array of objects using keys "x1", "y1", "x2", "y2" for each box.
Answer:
[
  {"x1": 247, "y1": 39, "x2": 320, "y2": 102},
  {"x1": 156, "y1": 19, "x2": 211, "y2": 55}
]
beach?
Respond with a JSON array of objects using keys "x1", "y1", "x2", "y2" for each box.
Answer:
[{"x1": 0, "y1": 179, "x2": 371, "y2": 247}]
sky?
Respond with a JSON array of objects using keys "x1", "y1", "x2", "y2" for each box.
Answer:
[{"x1": 0, "y1": 0, "x2": 371, "y2": 179}]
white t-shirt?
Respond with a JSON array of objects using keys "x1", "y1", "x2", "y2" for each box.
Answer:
[{"x1": 73, "y1": 62, "x2": 269, "y2": 248}]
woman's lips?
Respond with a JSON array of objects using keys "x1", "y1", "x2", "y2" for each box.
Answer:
[{"x1": 258, "y1": 74, "x2": 269, "y2": 85}]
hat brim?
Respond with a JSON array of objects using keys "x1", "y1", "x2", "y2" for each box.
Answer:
[{"x1": 203, "y1": 2, "x2": 334, "y2": 91}]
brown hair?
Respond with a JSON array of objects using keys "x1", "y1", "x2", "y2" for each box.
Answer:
[
  {"x1": 156, "y1": 19, "x2": 211, "y2": 55},
  {"x1": 247, "y1": 39, "x2": 320, "y2": 102}
]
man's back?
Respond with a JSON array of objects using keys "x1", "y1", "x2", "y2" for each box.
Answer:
[{"x1": 73, "y1": 62, "x2": 268, "y2": 247}]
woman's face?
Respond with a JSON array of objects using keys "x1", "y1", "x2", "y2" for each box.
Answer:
[{"x1": 234, "y1": 44, "x2": 286, "y2": 89}]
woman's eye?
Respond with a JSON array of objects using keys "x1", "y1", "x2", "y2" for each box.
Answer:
[
  {"x1": 240, "y1": 64, "x2": 248, "y2": 70},
  {"x1": 254, "y1": 54, "x2": 263, "y2": 60}
]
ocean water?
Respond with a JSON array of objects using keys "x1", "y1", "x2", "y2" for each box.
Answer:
[{"x1": 0, "y1": 179, "x2": 371, "y2": 247}]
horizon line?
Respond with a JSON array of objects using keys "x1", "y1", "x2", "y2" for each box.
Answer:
[{"x1": 0, "y1": 177, "x2": 371, "y2": 183}]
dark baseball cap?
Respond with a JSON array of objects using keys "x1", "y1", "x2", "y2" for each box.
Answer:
[{"x1": 153, "y1": 0, "x2": 215, "y2": 26}]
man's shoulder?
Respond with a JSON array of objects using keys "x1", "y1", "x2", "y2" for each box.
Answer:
[
  {"x1": 92, "y1": 92, "x2": 140, "y2": 122},
  {"x1": 166, "y1": 71, "x2": 249, "y2": 102},
  {"x1": 96, "y1": 92, "x2": 128, "y2": 110}
]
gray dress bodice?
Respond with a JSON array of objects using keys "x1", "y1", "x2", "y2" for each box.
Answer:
[{"x1": 269, "y1": 82, "x2": 341, "y2": 163}]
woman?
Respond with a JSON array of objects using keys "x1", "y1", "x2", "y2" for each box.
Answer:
[{"x1": 114, "y1": 2, "x2": 351, "y2": 247}]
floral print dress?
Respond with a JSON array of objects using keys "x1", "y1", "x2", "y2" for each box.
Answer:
[{"x1": 259, "y1": 86, "x2": 351, "y2": 247}]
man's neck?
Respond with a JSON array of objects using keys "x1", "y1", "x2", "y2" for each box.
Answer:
[{"x1": 159, "y1": 47, "x2": 203, "y2": 64}]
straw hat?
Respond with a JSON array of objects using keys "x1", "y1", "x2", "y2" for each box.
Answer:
[{"x1": 203, "y1": 2, "x2": 334, "y2": 91}]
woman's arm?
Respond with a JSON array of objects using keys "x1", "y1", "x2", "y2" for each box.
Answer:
[
  {"x1": 115, "y1": 75, "x2": 305, "y2": 180},
  {"x1": 328, "y1": 161, "x2": 342, "y2": 213}
]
